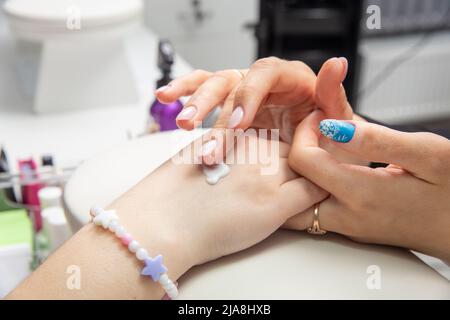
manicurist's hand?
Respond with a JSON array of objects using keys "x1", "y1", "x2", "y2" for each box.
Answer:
[
  {"x1": 8, "y1": 135, "x2": 327, "y2": 299},
  {"x1": 156, "y1": 57, "x2": 352, "y2": 163},
  {"x1": 285, "y1": 110, "x2": 450, "y2": 263}
]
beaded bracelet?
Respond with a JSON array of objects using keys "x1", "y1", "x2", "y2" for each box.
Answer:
[{"x1": 89, "y1": 206, "x2": 178, "y2": 299}]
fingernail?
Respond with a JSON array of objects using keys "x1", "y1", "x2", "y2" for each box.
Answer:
[
  {"x1": 338, "y1": 57, "x2": 348, "y2": 82},
  {"x1": 227, "y1": 106, "x2": 244, "y2": 128},
  {"x1": 156, "y1": 84, "x2": 172, "y2": 93},
  {"x1": 176, "y1": 106, "x2": 197, "y2": 121},
  {"x1": 319, "y1": 119, "x2": 355, "y2": 143},
  {"x1": 201, "y1": 140, "x2": 217, "y2": 157}
]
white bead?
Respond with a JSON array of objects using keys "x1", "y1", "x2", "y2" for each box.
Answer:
[
  {"x1": 93, "y1": 216, "x2": 103, "y2": 226},
  {"x1": 90, "y1": 205, "x2": 103, "y2": 217},
  {"x1": 115, "y1": 226, "x2": 126, "y2": 237},
  {"x1": 128, "y1": 240, "x2": 140, "y2": 253},
  {"x1": 164, "y1": 282, "x2": 176, "y2": 291},
  {"x1": 136, "y1": 248, "x2": 149, "y2": 261},
  {"x1": 108, "y1": 220, "x2": 119, "y2": 233},
  {"x1": 159, "y1": 274, "x2": 170, "y2": 286},
  {"x1": 167, "y1": 287, "x2": 178, "y2": 299}
]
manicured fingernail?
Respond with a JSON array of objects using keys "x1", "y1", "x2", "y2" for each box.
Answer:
[
  {"x1": 227, "y1": 106, "x2": 244, "y2": 128},
  {"x1": 339, "y1": 57, "x2": 348, "y2": 82},
  {"x1": 319, "y1": 119, "x2": 355, "y2": 143},
  {"x1": 156, "y1": 84, "x2": 171, "y2": 93},
  {"x1": 176, "y1": 106, "x2": 197, "y2": 121},
  {"x1": 201, "y1": 140, "x2": 217, "y2": 157}
]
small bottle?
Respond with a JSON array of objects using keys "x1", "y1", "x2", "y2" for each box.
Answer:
[{"x1": 149, "y1": 40, "x2": 183, "y2": 132}]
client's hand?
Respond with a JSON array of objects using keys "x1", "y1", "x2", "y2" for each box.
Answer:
[
  {"x1": 286, "y1": 110, "x2": 450, "y2": 263},
  {"x1": 114, "y1": 134, "x2": 327, "y2": 271},
  {"x1": 8, "y1": 134, "x2": 327, "y2": 299}
]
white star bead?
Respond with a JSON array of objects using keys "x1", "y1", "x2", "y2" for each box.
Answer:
[
  {"x1": 93, "y1": 210, "x2": 119, "y2": 229},
  {"x1": 136, "y1": 248, "x2": 149, "y2": 261},
  {"x1": 128, "y1": 240, "x2": 140, "y2": 253}
]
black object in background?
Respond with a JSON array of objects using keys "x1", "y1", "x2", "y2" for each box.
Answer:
[
  {"x1": 0, "y1": 146, "x2": 17, "y2": 210},
  {"x1": 156, "y1": 40, "x2": 175, "y2": 89},
  {"x1": 253, "y1": 0, "x2": 362, "y2": 108}
]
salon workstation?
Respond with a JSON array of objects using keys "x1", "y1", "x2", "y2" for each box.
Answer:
[{"x1": 0, "y1": 0, "x2": 449, "y2": 301}]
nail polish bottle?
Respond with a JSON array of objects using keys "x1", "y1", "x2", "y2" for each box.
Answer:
[{"x1": 149, "y1": 40, "x2": 183, "y2": 132}]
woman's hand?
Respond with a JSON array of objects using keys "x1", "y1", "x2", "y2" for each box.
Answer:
[
  {"x1": 156, "y1": 57, "x2": 352, "y2": 163},
  {"x1": 117, "y1": 134, "x2": 327, "y2": 269},
  {"x1": 285, "y1": 110, "x2": 450, "y2": 263},
  {"x1": 9, "y1": 135, "x2": 327, "y2": 299}
]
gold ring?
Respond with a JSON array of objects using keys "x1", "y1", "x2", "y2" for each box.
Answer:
[{"x1": 307, "y1": 202, "x2": 327, "y2": 235}]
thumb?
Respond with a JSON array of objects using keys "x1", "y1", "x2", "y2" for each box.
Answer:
[
  {"x1": 315, "y1": 57, "x2": 353, "y2": 120},
  {"x1": 318, "y1": 119, "x2": 449, "y2": 183}
]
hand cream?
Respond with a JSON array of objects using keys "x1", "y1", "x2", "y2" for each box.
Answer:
[{"x1": 202, "y1": 163, "x2": 230, "y2": 185}]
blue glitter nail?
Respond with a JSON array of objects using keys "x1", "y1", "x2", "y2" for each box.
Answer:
[{"x1": 319, "y1": 120, "x2": 355, "y2": 143}]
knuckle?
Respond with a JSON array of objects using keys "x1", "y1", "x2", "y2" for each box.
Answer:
[
  {"x1": 253, "y1": 56, "x2": 282, "y2": 70},
  {"x1": 212, "y1": 70, "x2": 232, "y2": 82},
  {"x1": 236, "y1": 83, "x2": 259, "y2": 99},
  {"x1": 288, "y1": 60, "x2": 308, "y2": 70},
  {"x1": 187, "y1": 92, "x2": 207, "y2": 106}
]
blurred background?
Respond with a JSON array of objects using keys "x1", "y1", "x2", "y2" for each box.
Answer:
[{"x1": 0, "y1": 0, "x2": 450, "y2": 297}]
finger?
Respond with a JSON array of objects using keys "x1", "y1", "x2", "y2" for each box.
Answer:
[
  {"x1": 229, "y1": 57, "x2": 316, "y2": 130},
  {"x1": 198, "y1": 87, "x2": 239, "y2": 165},
  {"x1": 155, "y1": 69, "x2": 212, "y2": 104},
  {"x1": 278, "y1": 177, "x2": 329, "y2": 221},
  {"x1": 288, "y1": 110, "x2": 373, "y2": 199},
  {"x1": 198, "y1": 127, "x2": 235, "y2": 166},
  {"x1": 282, "y1": 196, "x2": 344, "y2": 234},
  {"x1": 317, "y1": 118, "x2": 450, "y2": 183},
  {"x1": 176, "y1": 70, "x2": 244, "y2": 130},
  {"x1": 315, "y1": 57, "x2": 353, "y2": 120}
]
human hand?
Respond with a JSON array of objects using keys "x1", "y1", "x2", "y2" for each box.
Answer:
[
  {"x1": 156, "y1": 57, "x2": 352, "y2": 163},
  {"x1": 286, "y1": 110, "x2": 450, "y2": 262},
  {"x1": 111, "y1": 134, "x2": 328, "y2": 276}
]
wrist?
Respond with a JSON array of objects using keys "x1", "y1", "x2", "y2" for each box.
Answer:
[{"x1": 106, "y1": 186, "x2": 195, "y2": 281}]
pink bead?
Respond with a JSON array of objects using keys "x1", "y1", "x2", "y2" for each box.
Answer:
[{"x1": 121, "y1": 233, "x2": 133, "y2": 246}]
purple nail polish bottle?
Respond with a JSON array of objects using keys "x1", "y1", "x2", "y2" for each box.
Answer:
[{"x1": 150, "y1": 40, "x2": 183, "y2": 131}]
